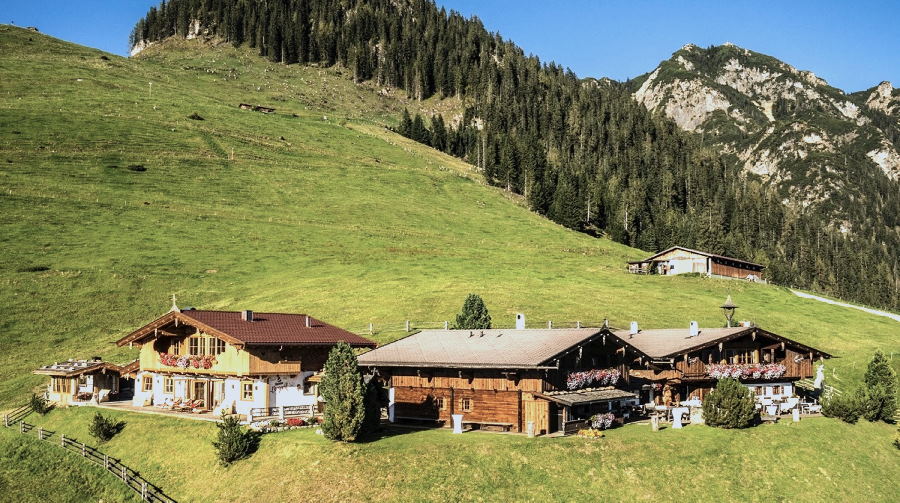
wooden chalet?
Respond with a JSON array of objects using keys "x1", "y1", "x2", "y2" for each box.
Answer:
[
  {"x1": 616, "y1": 323, "x2": 831, "y2": 406},
  {"x1": 357, "y1": 323, "x2": 643, "y2": 435},
  {"x1": 359, "y1": 315, "x2": 832, "y2": 435},
  {"x1": 627, "y1": 246, "x2": 765, "y2": 281},
  {"x1": 115, "y1": 307, "x2": 375, "y2": 420},
  {"x1": 34, "y1": 358, "x2": 136, "y2": 407}
]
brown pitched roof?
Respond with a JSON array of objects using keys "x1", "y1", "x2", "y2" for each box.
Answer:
[
  {"x1": 611, "y1": 326, "x2": 831, "y2": 359},
  {"x1": 357, "y1": 328, "x2": 612, "y2": 369},
  {"x1": 630, "y1": 246, "x2": 765, "y2": 269},
  {"x1": 116, "y1": 309, "x2": 376, "y2": 348}
]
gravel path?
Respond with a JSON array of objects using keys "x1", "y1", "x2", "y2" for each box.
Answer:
[{"x1": 791, "y1": 290, "x2": 900, "y2": 323}]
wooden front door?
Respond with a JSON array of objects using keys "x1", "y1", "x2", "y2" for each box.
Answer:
[{"x1": 523, "y1": 397, "x2": 550, "y2": 435}]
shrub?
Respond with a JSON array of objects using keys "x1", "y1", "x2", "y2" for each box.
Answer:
[
  {"x1": 212, "y1": 415, "x2": 259, "y2": 466},
  {"x1": 822, "y1": 390, "x2": 864, "y2": 424},
  {"x1": 320, "y1": 342, "x2": 365, "y2": 442},
  {"x1": 188, "y1": 112, "x2": 204, "y2": 120},
  {"x1": 861, "y1": 350, "x2": 897, "y2": 423},
  {"x1": 286, "y1": 417, "x2": 304, "y2": 427},
  {"x1": 88, "y1": 412, "x2": 125, "y2": 442},
  {"x1": 29, "y1": 394, "x2": 53, "y2": 415},
  {"x1": 453, "y1": 293, "x2": 492, "y2": 329},
  {"x1": 702, "y1": 378, "x2": 756, "y2": 428}
]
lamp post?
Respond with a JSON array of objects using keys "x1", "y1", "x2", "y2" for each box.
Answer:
[{"x1": 721, "y1": 295, "x2": 738, "y2": 327}]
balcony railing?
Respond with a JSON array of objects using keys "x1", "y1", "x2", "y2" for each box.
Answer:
[{"x1": 680, "y1": 359, "x2": 814, "y2": 380}]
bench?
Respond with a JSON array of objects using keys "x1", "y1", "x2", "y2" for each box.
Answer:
[{"x1": 462, "y1": 421, "x2": 514, "y2": 432}]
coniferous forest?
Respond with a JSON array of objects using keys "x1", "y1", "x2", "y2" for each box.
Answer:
[{"x1": 131, "y1": 0, "x2": 899, "y2": 310}]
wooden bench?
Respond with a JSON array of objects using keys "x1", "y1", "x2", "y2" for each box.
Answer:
[
  {"x1": 394, "y1": 415, "x2": 443, "y2": 426},
  {"x1": 463, "y1": 421, "x2": 514, "y2": 432}
]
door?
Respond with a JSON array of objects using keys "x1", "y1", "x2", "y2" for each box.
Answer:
[
  {"x1": 523, "y1": 397, "x2": 550, "y2": 435},
  {"x1": 193, "y1": 381, "x2": 207, "y2": 406}
]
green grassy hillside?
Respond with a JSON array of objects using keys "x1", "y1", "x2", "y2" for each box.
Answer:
[{"x1": 0, "y1": 26, "x2": 898, "y2": 502}]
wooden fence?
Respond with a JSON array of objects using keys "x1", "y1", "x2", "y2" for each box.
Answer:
[{"x1": 3, "y1": 407, "x2": 177, "y2": 503}]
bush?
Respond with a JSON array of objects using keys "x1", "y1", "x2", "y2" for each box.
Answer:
[
  {"x1": 861, "y1": 350, "x2": 897, "y2": 423},
  {"x1": 212, "y1": 415, "x2": 259, "y2": 466},
  {"x1": 188, "y1": 112, "x2": 204, "y2": 120},
  {"x1": 88, "y1": 412, "x2": 125, "y2": 442},
  {"x1": 320, "y1": 342, "x2": 366, "y2": 442},
  {"x1": 702, "y1": 378, "x2": 756, "y2": 428},
  {"x1": 822, "y1": 390, "x2": 864, "y2": 424},
  {"x1": 29, "y1": 394, "x2": 53, "y2": 415},
  {"x1": 286, "y1": 417, "x2": 304, "y2": 427}
]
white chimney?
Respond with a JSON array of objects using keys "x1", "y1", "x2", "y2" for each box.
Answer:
[
  {"x1": 515, "y1": 313, "x2": 525, "y2": 330},
  {"x1": 629, "y1": 321, "x2": 639, "y2": 336},
  {"x1": 740, "y1": 320, "x2": 752, "y2": 327},
  {"x1": 305, "y1": 315, "x2": 312, "y2": 328},
  {"x1": 689, "y1": 321, "x2": 699, "y2": 337},
  {"x1": 241, "y1": 310, "x2": 253, "y2": 322}
]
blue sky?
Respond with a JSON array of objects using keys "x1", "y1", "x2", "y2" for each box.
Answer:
[{"x1": 5, "y1": 0, "x2": 899, "y2": 92}]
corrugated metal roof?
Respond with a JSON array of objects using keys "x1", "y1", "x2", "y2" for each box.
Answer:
[
  {"x1": 357, "y1": 328, "x2": 604, "y2": 369},
  {"x1": 611, "y1": 326, "x2": 751, "y2": 358}
]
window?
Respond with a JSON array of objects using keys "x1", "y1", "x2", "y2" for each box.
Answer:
[
  {"x1": 77, "y1": 375, "x2": 88, "y2": 386},
  {"x1": 142, "y1": 376, "x2": 153, "y2": 392},
  {"x1": 754, "y1": 386, "x2": 764, "y2": 396},
  {"x1": 460, "y1": 397, "x2": 472, "y2": 412},
  {"x1": 163, "y1": 377, "x2": 174, "y2": 394},
  {"x1": 209, "y1": 338, "x2": 226, "y2": 356},
  {"x1": 241, "y1": 381, "x2": 254, "y2": 401},
  {"x1": 172, "y1": 339, "x2": 182, "y2": 355},
  {"x1": 434, "y1": 397, "x2": 445, "y2": 410},
  {"x1": 725, "y1": 349, "x2": 757, "y2": 364},
  {"x1": 772, "y1": 385, "x2": 782, "y2": 395},
  {"x1": 52, "y1": 378, "x2": 70, "y2": 394},
  {"x1": 188, "y1": 337, "x2": 203, "y2": 356}
]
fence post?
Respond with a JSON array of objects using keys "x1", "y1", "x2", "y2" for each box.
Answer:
[
  {"x1": 38, "y1": 427, "x2": 43, "y2": 440},
  {"x1": 61, "y1": 433, "x2": 65, "y2": 447},
  {"x1": 368, "y1": 323, "x2": 373, "y2": 335},
  {"x1": 20, "y1": 421, "x2": 24, "y2": 434},
  {"x1": 547, "y1": 320, "x2": 552, "y2": 329},
  {"x1": 122, "y1": 465, "x2": 127, "y2": 483},
  {"x1": 576, "y1": 321, "x2": 582, "y2": 329},
  {"x1": 82, "y1": 442, "x2": 86, "y2": 457},
  {"x1": 444, "y1": 321, "x2": 449, "y2": 330},
  {"x1": 142, "y1": 481, "x2": 147, "y2": 500},
  {"x1": 105, "y1": 454, "x2": 109, "y2": 469},
  {"x1": 405, "y1": 320, "x2": 410, "y2": 332},
  {"x1": 4, "y1": 414, "x2": 7, "y2": 427}
]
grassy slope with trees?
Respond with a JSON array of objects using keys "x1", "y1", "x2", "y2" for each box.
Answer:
[{"x1": 0, "y1": 26, "x2": 897, "y2": 502}]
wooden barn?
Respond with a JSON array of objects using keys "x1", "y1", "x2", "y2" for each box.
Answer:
[
  {"x1": 357, "y1": 320, "x2": 644, "y2": 435},
  {"x1": 627, "y1": 246, "x2": 765, "y2": 281},
  {"x1": 33, "y1": 358, "x2": 135, "y2": 407}
]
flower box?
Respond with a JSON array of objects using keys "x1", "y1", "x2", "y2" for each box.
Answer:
[
  {"x1": 158, "y1": 353, "x2": 216, "y2": 369},
  {"x1": 566, "y1": 368, "x2": 620, "y2": 390},
  {"x1": 706, "y1": 363, "x2": 786, "y2": 380}
]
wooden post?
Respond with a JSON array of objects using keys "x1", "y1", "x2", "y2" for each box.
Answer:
[
  {"x1": 4, "y1": 414, "x2": 8, "y2": 427},
  {"x1": 61, "y1": 433, "x2": 65, "y2": 447},
  {"x1": 368, "y1": 323, "x2": 373, "y2": 335},
  {"x1": 547, "y1": 320, "x2": 552, "y2": 329},
  {"x1": 105, "y1": 454, "x2": 109, "y2": 469},
  {"x1": 576, "y1": 321, "x2": 581, "y2": 328},
  {"x1": 20, "y1": 421, "x2": 24, "y2": 433},
  {"x1": 122, "y1": 465, "x2": 127, "y2": 483},
  {"x1": 82, "y1": 442, "x2": 86, "y2": 457},
  {"x1": 444, "y1": 321, "x2": 449, "y2": 330},
  {"x1": 38, "y1": 427, "x2": 43, "y2": 440},
  {"x1": 142, "y1": 481, "x2": 147, "y2": 500},
  {"x1": 405, "y1": 320, "x2": 410, "y2": 332}
]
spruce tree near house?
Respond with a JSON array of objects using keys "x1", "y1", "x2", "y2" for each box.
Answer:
[
  {"x1": 702, "y1": 378, "x2": 756, "y2": 428},
  {"x1": 454, "y1": 294, "x2": 492, "y2": 329},
  {"x1": 321, "y1": 342, "x2": 366, "y2": 442},
  {"x1": 212, "y1": 415, "x2": 259, "y2": 466},
  {"x1": 861, "y1": 350, "x2": 898, "y2": 422}
]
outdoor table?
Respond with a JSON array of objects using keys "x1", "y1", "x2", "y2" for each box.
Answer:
[{"x1": 671, "y1": 407, "x2": 689, "y2": 428}]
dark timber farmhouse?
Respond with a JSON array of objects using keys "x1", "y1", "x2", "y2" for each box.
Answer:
[
  {"x1": 627, "y1": 245, "x2": 765, "y2": 281},
  {"x1": 359, "y1": 316, "x2": 831, "y2": 435}
]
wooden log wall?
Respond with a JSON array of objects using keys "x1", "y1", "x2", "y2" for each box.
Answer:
[{"x1": 392, "y1": 386, "x2": 525, "y2": 431}]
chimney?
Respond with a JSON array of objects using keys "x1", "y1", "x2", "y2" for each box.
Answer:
[
  {"x1": 689, "y1": 321, "x2": 699, "y2": 337},
  {"x1": 305, "y1": 315, "x2": 311, "y2": 328},
  {"x1": 629, "y1": 321, "x2": 639, "y2": 337},
  {"x1": 515, "y1": 313, "x2": 525, "y2": 330},
  {"x1": 740, "y1": 320, "x2": 752, "y2": 328},
  {"x1": 241, "y1": 310, "x2": 253, "y2": 322}
]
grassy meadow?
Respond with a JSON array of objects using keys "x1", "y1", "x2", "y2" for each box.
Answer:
[{"x1": 0, "y1": 25, "x2": 898, "y2": 501}]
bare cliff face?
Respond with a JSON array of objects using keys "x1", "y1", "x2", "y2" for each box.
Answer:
[{"x1": 629, "y1": 44, "x2": 900, "y2": 236}]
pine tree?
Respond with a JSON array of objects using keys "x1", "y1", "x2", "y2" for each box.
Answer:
[
  {"x1": 702, "y1": 378, "x2": 756, "y2": 428},
  {"x1": 320, "y1": 342, "x2": 366, "y2": 442},
  {"x1": 454, "y1": 294, "x2": 492, "y2": 329},
  {"x1": 862, "y1": 350, "x2": 898, "y2": 422},
  {"x1": 212, "y1": 415, "x2": 259, "y2": 466}
]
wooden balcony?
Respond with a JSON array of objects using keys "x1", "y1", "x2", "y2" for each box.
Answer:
[
  {"x1": 248, "y1": 356, "x2": 301, "y2": 375},
  {"x1": 678, "y1": 358, "x2": 814, "y2": 380}
]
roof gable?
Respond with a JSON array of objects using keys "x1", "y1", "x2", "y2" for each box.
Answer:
[
  {"x1": 612, "y1": 326, "x2": 831, "y2": 359},
  {"x1": 357, "y1": 328, "x2": 629, "y2": 369},
  {"x1": 639, "y1": 246, "x2": 765, "y2": 269},
  {"x1": 116, "y1": 309, "x2": 376, "y2": 348}
]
